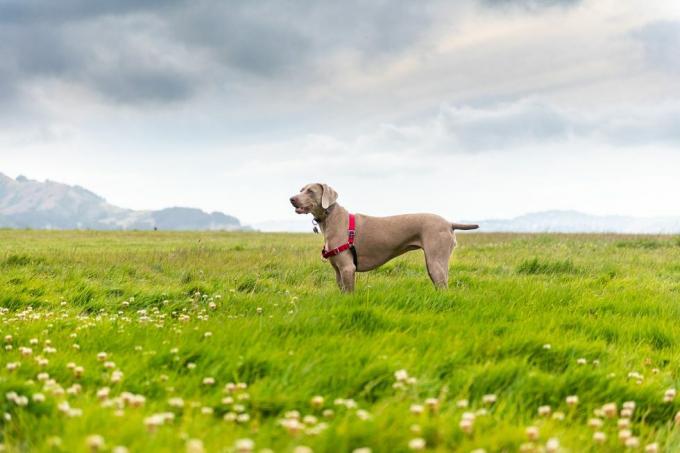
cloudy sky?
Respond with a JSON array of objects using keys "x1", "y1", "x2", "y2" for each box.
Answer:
[{"x1": 1, "y1": 0, "x2": 679, "y2": 227}]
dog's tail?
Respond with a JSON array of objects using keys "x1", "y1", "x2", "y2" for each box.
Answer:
[{"x1": 451, "y1": 222, "x2": 479, "y2": 231}]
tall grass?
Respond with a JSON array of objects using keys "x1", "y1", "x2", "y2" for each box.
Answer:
[{"x1": 0, "y1": 230, "x2": 679, "y2": 452}]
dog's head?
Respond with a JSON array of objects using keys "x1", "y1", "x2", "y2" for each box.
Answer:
[{"x1": 290, "y1": 183, "x2": 338, "y2": 216}]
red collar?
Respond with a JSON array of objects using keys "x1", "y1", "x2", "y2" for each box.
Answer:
[{"x1": 322, "y1": 213, "x2": 356, "y2": 259}]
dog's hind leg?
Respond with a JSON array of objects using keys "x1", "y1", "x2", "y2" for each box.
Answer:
[{"x1": 423, "y1": 232, "x2": 455, "y2": 289}]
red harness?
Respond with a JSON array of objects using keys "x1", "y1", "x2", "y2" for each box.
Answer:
[{"x1": 322, "y1": 213, "x2": 356, "y2": 260}]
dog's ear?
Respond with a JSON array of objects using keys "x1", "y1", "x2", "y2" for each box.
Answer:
[{"x1": 320, "y1": 184, "x2": 338, "y2": 209}]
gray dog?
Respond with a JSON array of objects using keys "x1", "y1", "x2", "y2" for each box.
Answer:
[{"x1": 290, "y1": 183, "x2": 479, "y2": 292}]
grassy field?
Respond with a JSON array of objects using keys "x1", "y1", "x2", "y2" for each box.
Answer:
[{"x1": 1, "y1": 230, "x2": 680, "y2": 452}]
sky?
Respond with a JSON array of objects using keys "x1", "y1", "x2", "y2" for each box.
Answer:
[{"x1": 1, "y1": 0, "x2": 679, "y2": 226}]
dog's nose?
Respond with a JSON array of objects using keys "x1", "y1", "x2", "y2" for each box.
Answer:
[{"x1": 289, "y1": 197, "x2": 296, "y2": 206}]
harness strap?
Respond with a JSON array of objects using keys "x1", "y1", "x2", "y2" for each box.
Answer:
[{"x1": 322, "y1": 213, "x2": 357, "y2": 266}]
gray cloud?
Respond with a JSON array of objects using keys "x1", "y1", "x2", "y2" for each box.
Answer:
[
  {"x1": 358, "y1": 99, "x2": 680, "y2": 154},
  {"x1": 0, "y1": 0, "x2": 442, "y2": 106},
  {"x1": 633, "y1": 20, "x2": 680, "y2": 73}
]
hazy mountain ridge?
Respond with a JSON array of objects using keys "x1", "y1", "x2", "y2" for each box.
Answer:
[
  {"x1": 479, "y1": 210, "x2": 680, "y2": 234},
  {"x1": 0, "y1": 173, "x2": 243, "y2": 231}
]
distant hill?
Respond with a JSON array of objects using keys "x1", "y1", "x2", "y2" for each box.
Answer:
[
  {"x1": 0, "y1": 172, "x2": 244, "y2": 231},
  {"x1": 478, "y1": 210, "x2": 680, "y2": 234}
]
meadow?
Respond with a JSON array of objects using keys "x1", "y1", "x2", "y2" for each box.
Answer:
[{"x1": 1, "y1": 230, "x2": 680, "y2": 452}]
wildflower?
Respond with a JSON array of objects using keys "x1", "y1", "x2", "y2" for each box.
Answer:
[
  {"x1": 538, "y1": 405, "x2": 551, "y2": 417},
  {"x1": 311, "y1": 395, "x2": 324, "y2": 408},
  {"x1": 617, "y1": 418, "x2": 630, "y2": 429},
  {"x1": 204, "y1": 331, "x2": 212, "y2": 338},
  {"x1": 32, "y1": 393, "x2": 46, "y2": 403},
  {"x1": 356, "y1": 409, "x2": 371, "y2": 420},
  {"x1": 545, "y1": 438, "x2": 559, "y2": 453},
  {"x1": 425, "y1": 398, "x2": 439, "y2": 412},
  {"x1": 602, "y1": 403, "x2": 617, "y2": 418},
  {"x1": 187, "y1": 363, "x2": 196, "y2": 370},
  {"x1": 408, "y1": 438, "x2": 426, "y2": 451},
  {"x1": 456, "y1": 399, "x2": 469, "y2": 408},
  {"x1": 74, "y1": 366, "x2": 85, "y2": 378},
  {"x1": 202, "y1": 377, "x2": 215, "y2": 386},
  {"x1": 552, "y1": 411, "x2": 565, "y2": 421},
  {"x1": 322, "y1": 409, "x2": 334, "y2": 418},
  {"x1": 394, "y1": 369, "x2": 409, "y2": 382},
  {"x1": 186, "y1": 438, "x2": 204, "y2": 453},
  {"x1": 618, "y1": 430, "x2": 632, "y2": 442},
  {"x1": 675, "y1": 411, "x2": 680, "y2": 425},
  {"x1": 482, "y1": 394, "x2": 497, "y2": 405},
  {"x1": 235, "y1": 438, "x2": 255, "y2": 453},
  {"x1": 542, "y1": 344, "x2": 551, "y2": 350},
  {"x1": 201, "y1": 407, "x2": 213, "y2": 415},
  {"x1": 281, "y1": 418, "x2": 304, "y2": 435},
  {"x1": 86, "y1": 435, "x2": 105, "y2": 451},
  {"x1": 104, "y1": 361, "x2": 116, "y2": 369},
  {"x1": 645, "y1": 443, "x2": 659, "y2": 453},
  {"x1": 111, "y1": 370, "x2": 124, "y2": 383},
  {"x1": 97, "y1": 352, "x2": 108, "y2": 362},
  {"x1": 588, "y1": 418, "x2": 603, "y2": 429},
  {"x1": 410, "y1": 404, "x2": 424, "y2": 415},
  {"x1": 303, "y1": 415, "x2": 318, "y2": 425},
  {"x1": 112, "y1": 447, "x2": 129, "y2": 453},
  {"x1": 96, "y1": 388, "x2": 110, "y2": 401},
  {"x1": 459, "y1": 418, "x2": 474, "y2": 434},
  {"x1": 664, "y1": 388, "x2": 676, "y2": 403},
  {"x1": 526, "y1": 426, "x2": 539, "y2": 441},
  {"x1": 593, "y1": 432, "x2": 606, "y2": 443},
  {"x1": 566, "y1": 395, "x2": 578, "y2": 406},
  {"x1": 625, "y1": 437, "x2": 640, "y2": 449},
  {"x1": 577, "y1": 358, "x2": 587, "y2": 365},
  {"x1": 168, "y1": 397, "x2": 185, "y2": 408}
]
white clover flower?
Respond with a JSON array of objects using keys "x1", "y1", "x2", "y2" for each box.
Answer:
[
  {"x1": 202, "y1": 377, "x2": 215, "y2": 386},
  {"x1": 32, "y1": 393, "x2": 46, "y2": 403},
  {"x1": 625, "y1": 437, "x2": 640, "y2": 449},
  {"x1": 186, "y1": 438, "x2": 204, "y2": 453},
  {"x1": 482, "y1": 394, "x2": 497, "y2": 405},
  {"x1": 645, "y1": 443, "x2": 659, "y2": 453},
  {"x1": 542, "y1": 344, "x2": 551, "y2": 350},
  {"x1": 394, "y1": 369, "x2": 409, "y2": 382},
  {"x1": 168, "y1": 397, "x2": 185, "y2": 408},
  {"x1": 235, "y1": 438, "x2": 255, "y2": 453},
  {"x1": 310, "y1": 395, "x2": 324, "y2": 408},
  {"x1": 593, "y1": 431, "x2": 606, "y2": 443},
  {"x1": 459, "y1": 418, "x2": 474, "y2": 434},
  {"x1": 617, "y1": 418, "x2": 630, "y2": 429},
  {"x1": 545, "y1": 438, "x2": 560, "y2": 453},
  {"x1": 618, "y1": 430, "x2": 632, "y2": 442},
  {"x1": 526, "y1": 426, "x2": 539, "y2": 441},
  {"x1": 86, "y1": 434, "x2": 105, "y2": 451},
  {"x1": 577, "y1": 358, "x2": 587, "y2": 365},
  {"x1": 410, "y1": 404, "x2": 424, "y2": 415},
  {"x1": 602, "y1": 403, "x2": 617, "y2": 418},
  {"x1": 408, "y1": 438, "x2": 425, "y2": 451},
  {"x1": 664, "y1": 388, "x2": 676, "y2": 403},
  {"x1": 565, "y1": 395, "x2": 579, "y2": 406},
  {"x1": 97, "y1": 352, "x2": 108, "y2": 362},
  {"x1": 538, "y1": 405, "x2": 551, "y2": 417},
  {"x1": 588, "y1": 418, "x2": 603, "y2": 429}
]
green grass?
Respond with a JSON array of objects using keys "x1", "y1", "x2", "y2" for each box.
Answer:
[{"x1": 1, "y1": 230, "x2": 680, "y2": 452}]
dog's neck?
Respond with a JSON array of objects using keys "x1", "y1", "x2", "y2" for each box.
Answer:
[{"x1": 314, "y1": 203, "x2": 347, "y2": 240}]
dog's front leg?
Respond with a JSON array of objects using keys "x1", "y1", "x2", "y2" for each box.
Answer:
[{"x1": 338, "y1": 265, "x2": 355, "y2": 293}]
